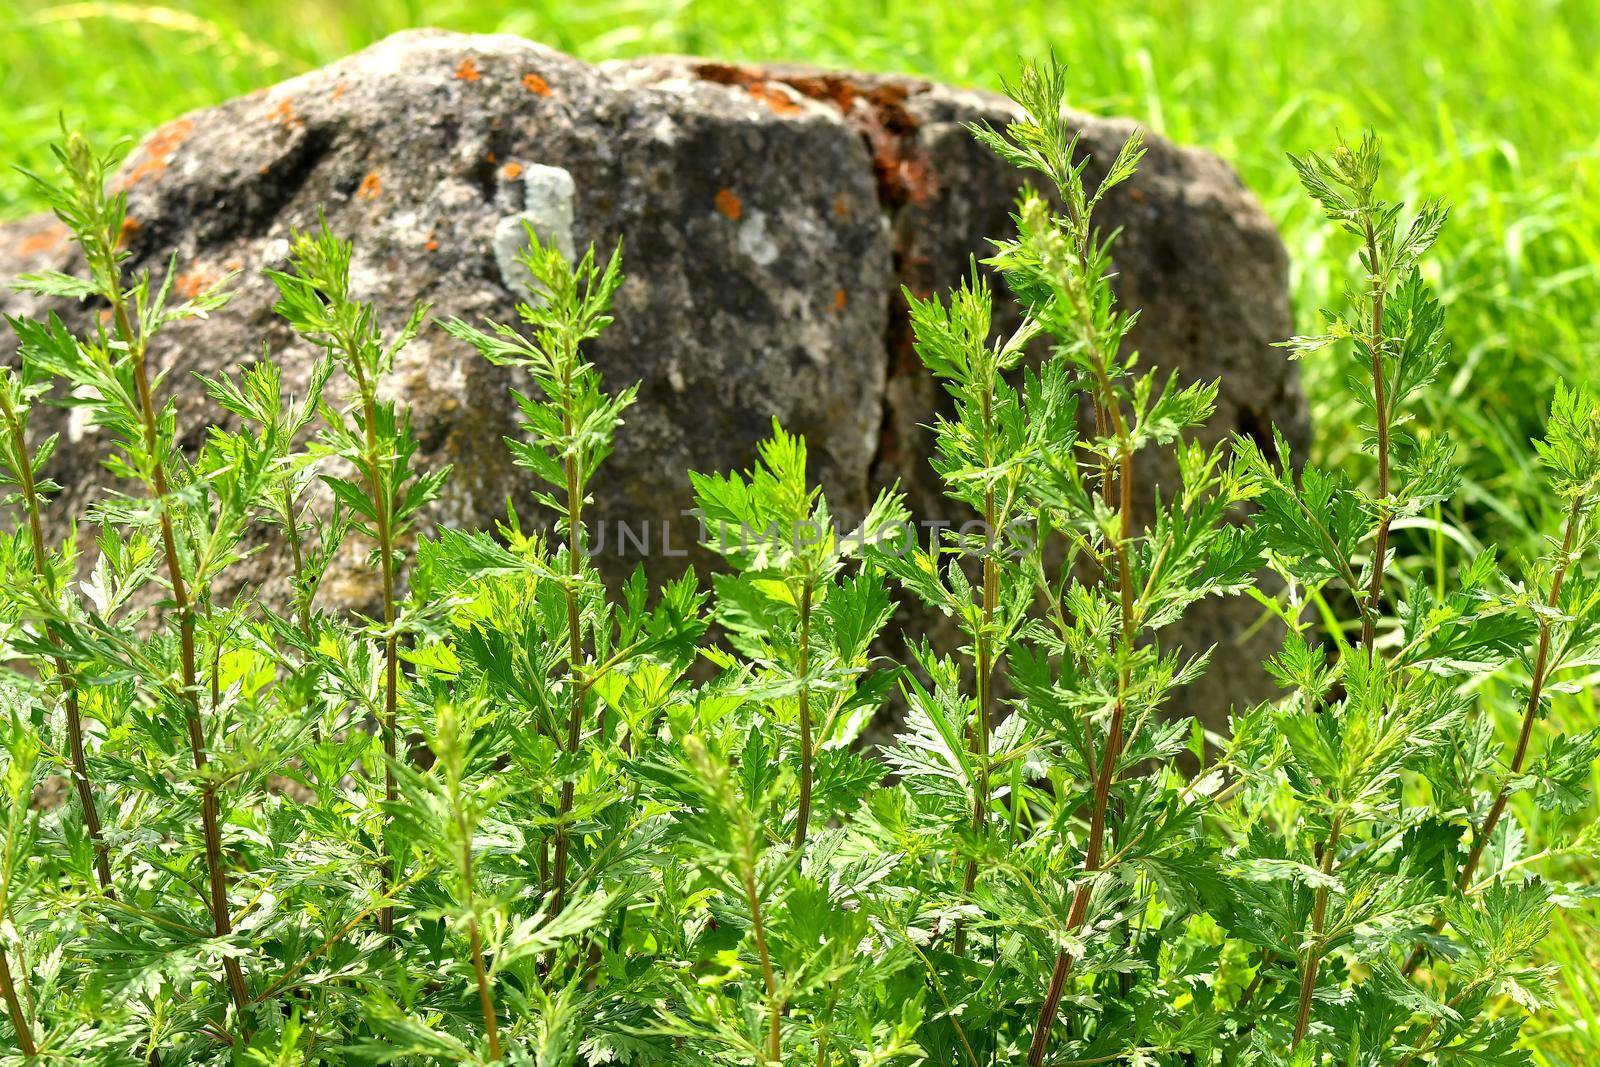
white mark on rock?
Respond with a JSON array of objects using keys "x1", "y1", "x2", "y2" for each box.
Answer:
[
  {"x1": 650, "y1": 114, "x2": 679, "y2": 145},
  {"x1": 494, "y1": 163, "x2": 576, "y2": 301},
  {"x1": 260, "y1": 237, "x2": 291, "y2": 266},
  {"x1": 736, "y1": 209, "x2": 779, "y2": 266}
]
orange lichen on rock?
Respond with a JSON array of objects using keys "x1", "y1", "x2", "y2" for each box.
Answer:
[
  {"x1": 696, "y1": 64, "x2": 799, "y2": 116},
  {"x1": 832, "y1": 289, "x2": 848, "y2": 311},
  {"x1": 118, "y1": 217, "x2": 141, "y2": 249},
  {"x1": 265, "y1": 97, "x2": 299, "y2": 128},
  {"x1": 125, "y1": 158, "x2": 168, "y2": 185},
  {"x1": 175, "y1": 269, "x2": 217, "y2": 300},
  {"x1": 121, "y1": 116, "x2": 195, "y2": 187},
  {"x1": 455, "y1": 57, "x2": 481, "y2": 83},
  {"x1": 833, "y1": 196, "x2": 850, "y2": 219},
  {"x1": 357, "y1": 171, "x2": 382, "y2": 200},
  {"x1": 522, "y1": 72, "x2": 552, "y2": 96},
  {"x1": 17, "y1": 224, "x2": 68, "y2": 258},
  {"x1": 331, "y1": 80, "x2": 348, "y2": 101},
  {"x1": 144, "y1": 118, "x2": 194, "y2": 160},
  {"x1": 501, "y1": 162, "x2": 524, "y2": 181},
  {"x1": 747, "y1": 82, "x2": 802, "y2": 116},
  {"x1": 694, "y1": 65, "x2": 938, "y2": 210},
  {"x1": 713, "y1": 188, "x2": 742, "y2": 221}
]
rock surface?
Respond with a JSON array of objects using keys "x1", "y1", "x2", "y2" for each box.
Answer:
[{"x1": 0, "y1": 29, "x2": 1308, "y2": 727}]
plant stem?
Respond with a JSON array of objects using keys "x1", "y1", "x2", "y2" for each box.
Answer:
[
  {"x1": 1401, "y1": 491, "x2": 1586, "y2": 977},
  {"x1": 252, "y1": 865, "x2": 427, "y2": 1004},
  {"x1": 954, "y1": 384, "x2": 999, "y2": 959},
  {"x1": 0, "y1": 389, "x2": 114, "y2": 895},
  {"x1": 456, "y1": 813, "x2": 501, "y2": 1060},
  {"x1": 792, "y1": 580, "x2": 815, "y2": 852},
  {"x1": 1233, "y1": 949, "x2": 1278, "y2": 1016},
  {"x1": 122, "y1": 296, "x2": 250, "y2": 1025},
  {"x1": 281, "y1": 483, "x2": 320, "y2": 744},
  {"x1": 1026, "y1": 691, "x2": 1124, "y2": 1067},
  {"x1": 468, "y1": 913, "x2": 501, "y2": 1061},
  {"x1": 742, "y1": 859, "x2": 782, "y2": 1065},
  {"x1": 350, "y1": 369, "x2": 402, "y2": 938},
  {"x1": 1393, "y1": 975, "x2": 1482, "y2": 1067},
  {"x1": 551, "y1": 347, "x2": 587, "y2": 921},
  {"x1": 1291, "y1": 813, "x2": 1343, "y2": 1048},
  {"x1": 0, "y1": 945, "x2": 35, "y2": 1056},
  {"x1": 281, "y1": 483, "x2": 315, "y2": 643},
  {"x1": 903, "y1": 927, "x2": 980, "y2": 1067},
  {"x1": 1360, "y1": 217, "x2": 1391, "y2": 653},
  {"x1": 813, "y1": 993, "x2": 836, "y2": 1067},
  {"x1": 1029, "y1": 341, "x2": 1136, "y2": 1067}
]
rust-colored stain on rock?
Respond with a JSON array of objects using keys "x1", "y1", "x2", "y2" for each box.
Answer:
[
  {"x1": 122, "y1": 116, "x2": 195, "y2": 187},
  {"x1": 265, "y1": 97, "x2": 299, "y2": 128},
  {"x1": 696, "y1": 64, "x2": 804, "y2": 118},
  {"x1": 693, "y1": 64, "x2": 938, "y2": 210},
  {"x1": 522, "y1": 72, "x2": 552, "y2": 96},
  {"x1": 145, "y1": 118, "x2": 194, "y2": 159},
  {"x1": 713, "y1": 187, "x2": 742, "y2": 220},
  {"x1": 17, "y1": 224, "x2": 68, "y2": 258},
  {"x1": 455, "y1": 57, "x2": 481, "y2": 83},
  {"x1": 747, "y1": 83, "x2": 802, "y2": 116},
  {"x1": 125, "y1": 158, "x2": 168, "y2": 185},
  {"x1": 175, "y1": 270, "x2": 216, "y2": 300},
  {"x1": 357, "y1": 171, "x2": 382, "y2": 200}
]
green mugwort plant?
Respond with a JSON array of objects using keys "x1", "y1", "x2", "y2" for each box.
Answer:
[
  {"x1": 269, "y1": 224, "x2": 446, "y2": 935},
  {"x1": 0, "y1": 56, "x2": 1596, "y2": 1067}
]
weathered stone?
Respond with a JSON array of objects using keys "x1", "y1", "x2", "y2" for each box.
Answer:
[{"x1": 0, "y1": 30, "x2": 1308, "y2": 727}]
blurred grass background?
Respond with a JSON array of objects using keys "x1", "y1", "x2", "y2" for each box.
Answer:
[{"x1": 4, "y1": 0, "x2": 1600, "y2": 1058}]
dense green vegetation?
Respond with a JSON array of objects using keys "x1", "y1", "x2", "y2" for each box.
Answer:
[
  {"x1": 3, "y1": 2, "x2": 1600, "y2": 1062},
  {"x1": 4, "y1": 55, "x2": 1600, "y2": 1065}
]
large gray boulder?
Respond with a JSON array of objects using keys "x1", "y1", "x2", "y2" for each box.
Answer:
[{"x1": 0, "y1": 29, "x2": 1307, "y2": 727}]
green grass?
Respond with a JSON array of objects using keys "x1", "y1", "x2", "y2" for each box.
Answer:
[{"x1": 5, "y1": 1, "x2": 1600, "y2": 1059}]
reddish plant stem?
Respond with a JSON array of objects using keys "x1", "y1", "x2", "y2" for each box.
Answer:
[
  {"x1": 122, "y1": 297, "x2": 250, "y2": 1025},
  {"x1": 743, "y1": 861, "x2": 782, "y2": 1064},
  {"x1": 0, "y1": 945, "x2": 35, "y2": 1056},
  {"x1": 1291, "y1": 814, "x2": 1344, "y2": 1047},
  {"x1": 1402, "y1": 492, "x2": 1586, "y2": 977},
  {"x1": 1, "y1": 392, "x2": 114, "y2": 894},
  {"x1": 1029, "y1": 348, "x2": 1135, "y2": 1067},
  {"x1": 457, "y1": 811, "x2": 501, "y2": 1061},
  {"x1": 551, "y1": 354, "x2": 587, "y2": 921},
  {"x1": 792, "y1": 581, "x2": 816, "y2": 852}
]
